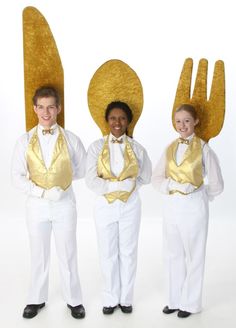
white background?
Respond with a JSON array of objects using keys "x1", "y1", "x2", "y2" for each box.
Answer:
[{"x1": 0, "y1": 0, "x2": 235, "y2": 327}]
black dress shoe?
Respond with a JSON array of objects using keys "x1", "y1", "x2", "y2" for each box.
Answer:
[
  {"x1": 119, "y1": 304, "x2": 133, "y2": 313},
  {"x1": 163, "y1": 305, "x2": 178, "y2": 314},
  {"x1": 177, "y1": 310, "x2": 192, "y2": 318},
  {"x1": 102, "y1": 306, "x2": 117, "y2": 314},
  {"x1": 23, "y1": 303, "x2": 45, "y2": 319},
  {"x1": 67, "y1": 304, "x2": 85, "y2": 319}
]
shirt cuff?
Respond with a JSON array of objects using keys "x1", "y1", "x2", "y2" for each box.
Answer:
[{"x1": 30, "y1": 185, "x2": 45, "y2": 198}]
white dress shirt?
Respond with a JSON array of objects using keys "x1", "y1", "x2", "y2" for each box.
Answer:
[
  {"x1": 86, "y1": 133, "x2": 152, "y2": 195},
  {"x1": 152, "y1": 134, "x2": 224, "y2": 200},
  {"x1": 11, "y1": 124, "x2": 86, "y2": 197}
]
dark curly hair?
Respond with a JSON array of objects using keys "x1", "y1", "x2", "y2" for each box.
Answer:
[{"x1": 105, "y1": 101, "x2": 133, "y2": 123}]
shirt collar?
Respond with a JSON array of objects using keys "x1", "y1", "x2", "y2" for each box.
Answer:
[
  {"x1": 109, "y1": 133, "x2": 126, "y2": 142},
  {"x1": 38, "y1": 123, "x2": 58, "y2": 132},
  {"x1": 178, "y1": 133, "x2": 195, "y2": 141}
]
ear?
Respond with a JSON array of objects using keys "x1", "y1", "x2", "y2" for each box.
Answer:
[
  {"x1": 57, "y1": 105, "x2": 61, "y2": 114},
  {"x1": 194, "y1": 118, "x2": 199, "y2": 126},
  {"x1": 33, "y1": 105, "x2": 38, "y2": 114}
]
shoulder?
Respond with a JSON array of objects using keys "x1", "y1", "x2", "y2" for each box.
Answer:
[
  {"x1": 127, "y1": 136, "x2": 150, "y2": 159},
  {"x1": 127, "y1": 136, "x2": 146, "y2": 151},
  {"x1": 62, "y1": 128, "x2": 84, "y2": 147},
  {"x1": 199, "y1": 138, "x2": 210, "y2": 153},
  {"x1": 87, "y1": 137, "x2": 105, "y2": 153},
  {"x1": 62, "y1": 127, "x2": 79, "y2": 140},
  {"x1": 194, "y1": 136, "x2": 207, "y2": 147},
  {"x1": 165, "y1": 138, "x2": 177, "y2": 152},
  {"x1": 15, "y1": 127, "x2": 36, "y2": 146}
]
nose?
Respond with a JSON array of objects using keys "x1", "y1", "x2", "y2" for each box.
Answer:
[
  {"x1": 114, "y1": 119, "x2": 121, "y2": 125},
  {"x1": 42, "y1": 107, "x2": 50, "y2": 114}
]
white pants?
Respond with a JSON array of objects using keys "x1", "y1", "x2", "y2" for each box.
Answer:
[
  {"x1": 25, "y1": 188, "x2": 83, "y2": 306},
  {"x1": 94, "y1": 191, "x2": 141, "y2": 307},
  {"x1": 162, "y1": 188, "x2": 209, "y2": 313}
]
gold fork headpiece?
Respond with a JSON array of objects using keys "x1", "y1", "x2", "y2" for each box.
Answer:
[{"x1": 172, "y1": 58, "x2": 225, "y2": 142}]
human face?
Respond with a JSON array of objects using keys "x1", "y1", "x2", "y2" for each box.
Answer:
[
  {"x1": 34, "y1": 96, "x2": 61, "y2": 128},
  {"x1": 107, "y1": 108, "x2": 129, "y2": 138},
  {"x1": 174, "y1": 110, "x2": 199, "y2": 138}
]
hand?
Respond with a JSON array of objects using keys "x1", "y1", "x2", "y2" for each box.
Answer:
[
  {"x1": 159, "y1": 178, "x2": 171, "y2": 194},
  {"x1": 108, "y1": 178, "x2": 135, "y2": 193},
  {"x1": 119, "y1": 178, "x2": 135, "y2": 192},
  {"x1": 169, "y1": 180, "x2": 196, "y2": 194},
  {"x1": 43, "y1": 186, "x2": 64, "y2": 201}
]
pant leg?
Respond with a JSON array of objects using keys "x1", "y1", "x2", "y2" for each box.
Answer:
[
  {"x1": 26, "y1": 197, "x2": 52, "y2": 304},
  {"x1": 52, "y1": 195, "x2": 83, "y2": 306},
  {"x1": 162, "y1": 216, "x2": 186, "y2": 309},
  {"x1": 178, "y1": 191, "x2": 209, "y2": 313},
  {"x1": 94, "y1": 196, "x2": 120, "y2": 307},
  {"x1": 163, "y1": 189, "x2": 209, "y2": 313},
  {"x1": 119, "y1": 193, "x2": 141, "y2": 306}
]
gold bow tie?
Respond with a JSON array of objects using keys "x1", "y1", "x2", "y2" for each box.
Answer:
[
  {"x1": 111, "y1": 138, "x2": 123, "y2": 144},
  {"x1": 178, "y1": 137, "x2": 190, "y2": 145},
  {"x1": 42, "y1": 128, "x2": 54, "y2": 135}
]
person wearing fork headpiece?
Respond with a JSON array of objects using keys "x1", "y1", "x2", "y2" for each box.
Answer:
[
  {"x1": 152, "y1": 102, "x2": 224, "y2": 318},
  {"x1": 152, "y1": 58, "x2": 225, "y2": 318},
  {"x1": 86, "y1": 60, "x2": 152, "y2": 315}
]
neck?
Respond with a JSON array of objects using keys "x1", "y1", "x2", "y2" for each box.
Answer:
[
  {"x1": 110, "y1": 132, "x2": 125, "y2": 139},
  {"x1": 39, "y1": 123, "x2": 57, "y2": 129}
]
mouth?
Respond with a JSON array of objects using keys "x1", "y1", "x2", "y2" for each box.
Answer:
[{"x1": 41, "y1": 116, "x2": 51, "y2": 120}]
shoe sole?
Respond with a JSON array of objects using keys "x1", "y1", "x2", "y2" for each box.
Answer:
[{"x1": 71, "y1": 312, "x2": 85, "y2": 319}]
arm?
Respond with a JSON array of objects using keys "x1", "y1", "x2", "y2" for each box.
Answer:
[
  {"x1": 85, "y1": 141, "x2": 113, "y2": 195},
  {"x1": 11, "y1": 135, "x2": 44, "y2": 197},
  {"x1": 203, "y1": 144, "x2": 224, "y2": 201},
  {"x1": 151, "y1": 151, "x2": 171, "y2": 194},
  {"x1": 135, "y1": 146, "x2": 152, "y2": 189},
  {"x1": 69, "y1": 134, "x2": 87, "y2": 180}
]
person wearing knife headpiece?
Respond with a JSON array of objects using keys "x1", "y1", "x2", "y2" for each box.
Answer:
[{"x1": 11, "y1": 7, "x2": 86, "y2": 320}]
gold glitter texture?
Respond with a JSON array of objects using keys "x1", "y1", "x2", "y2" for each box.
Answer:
[
  {"x1": 172, "y1": 58, "x2": 225, "y2": 142},
  {"x1": 23, "y1": 6, "x2": 64, "y2": 131},
  {"x1": 87, "y1": 59, "x2": 143, "y2": 137}
]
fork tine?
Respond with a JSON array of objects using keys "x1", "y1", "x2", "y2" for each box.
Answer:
[
  {"x1": 173, "y1": 58, "x2": 193, "y2": 110},
  {"x1": 209, "y1": 60, "x2": 225, "y2": 105},
  {"x1": 206, "y1": 60, "x2": 225, "y2": 139},
  {"x1": 192, "y1": 58, "x2": 208, "y2": 103}
]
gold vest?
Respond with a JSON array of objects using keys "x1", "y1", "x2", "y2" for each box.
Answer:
[
  {"x1": 166, "y1": 136, "x2": 204, "y2": 194},
  {"x1": 97, "y1": 136, "x2": 139, "y2": 203},
  {"x1": 27, "y1": 127, "x2": 72, "y2": 190}
]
